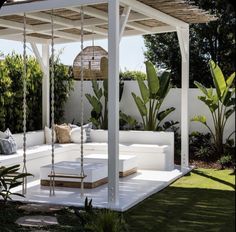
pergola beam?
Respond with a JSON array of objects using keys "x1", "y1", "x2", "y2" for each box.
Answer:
[
  {"x1": 30, "y1": 43, "x2": 47, "y2": 72},
  {"x1": 0, "y1": 18, "x2": 34, "y2": 31},
  {"x1": 120, "y1": 6, "x2": 131, "y2": 40},
  {"x1": 0, "y1": 0, "x2": 107, "y2": 16},
  {"x1": 30, "y1": 43, "x2": 50, "y2": 127},
  {"x1": 120, "y1": 0, "x2": 188, "y2": 28},
  {"x1": 2, "y1": 34, "x2": 49, "y2": 44},
  {"x1": 0, "y1": 18, "x2": 81, "y2": 42},
  {"x1": 78, "y1": 6, "x2": 153, "y2": 33},
  {"x1": 26, "y1": 12, "x2": 108, "y2": 36},
  {"x1": 25, "y1": 12, "x2": 106, "y2": 28},
  {"x1": 26, "y1": 12, "x2": 75, "y2": 27},
  {"x1": 0, "y1": 23, "x2": 176, "y2": 44},
  {"x1": 53, "y1": 26, "x2": 177, "y2": 44}
]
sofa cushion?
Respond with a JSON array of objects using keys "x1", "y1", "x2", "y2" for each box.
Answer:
[
  {"x1": 83, "y1": 123, "x2": 93, "y2": 142},
  {"x1": 83, "y1": 142, "x2": 168, "y2": 153},
  {"x1": 69, "y1": 123, "x2": 92, "y2": 142},
  {"x1": 0, "y1": 143, "x2": 79, "y2": 165},
  {"x1": 0, "y1": 129, "x2": 17, "y2": 155},
  {"x1": 90, "y1": 130, "x2": 107, "y2": 143},
  {"x1": 70, "y1": 128, "x2": 87, "y2": 143},
  {"x1": 55, "y1": 124, "x2": 71, "y2": 143},
  {"x1": 44, "y1": 126, "x2": 57, "y2": 144}
]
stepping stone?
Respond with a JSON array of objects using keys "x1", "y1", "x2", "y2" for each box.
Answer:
[
  {"x1": 19, "y1": 204, "x2": 63, "y2": 213},
  {"x1": 15, "y1": 216, "x2": 58, "y2": 227},
  {"x1": 32, "y1": 231, "x2": 49, "y2": 232}
]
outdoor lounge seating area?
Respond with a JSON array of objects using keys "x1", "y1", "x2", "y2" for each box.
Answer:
[
  {"x1": 0, "y1": 129, "x2": 174, "y2": 177},
  {"x1": 0, "y1": 128, "x2": 185, "y2": 211}
]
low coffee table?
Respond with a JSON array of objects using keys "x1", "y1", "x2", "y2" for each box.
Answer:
[
  {"x1": 78, "y1": 154, "x2": 137, "y2": 177},
  {"x1": 40, "y1": 161, "x2": 107, "y2": 188}
]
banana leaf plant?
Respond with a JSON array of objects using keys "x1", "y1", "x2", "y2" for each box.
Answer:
[
  {"x1": 0, "y1": 164, "x2": 32, "y2": 204},
  {"x1": 192, "y1": 60, "x2": 235, "y2": 158},
  {"x1": 85, "y1": 57, "x2": 124, "y2": 129},
  {"x1": 132, "y1": 61, "x2": 177, "y2": 131}
]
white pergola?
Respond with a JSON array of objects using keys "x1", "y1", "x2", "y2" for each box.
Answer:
[{"x1": 0, "y1": 0, "x2": 215, "y2": 207}]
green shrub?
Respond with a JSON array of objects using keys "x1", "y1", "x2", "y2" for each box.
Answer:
[
  {"x1": 0, "y1": 52, "x2": 73, "y2": 132},
  {"x1": 189, "y1": 132, "x2": 215, "y2": 162},
  {"x1": 52, "y1": 54, "x2": 74, "y2": 124},
  {"x1": 85, "y1": 209, "x2": 129, "y2": 232},
  {"x1": 218, "y1": 155, "x2": 233, "y2": 169},
  {"x1": 120, "y1": 70, "x2": 146, "y2": 80}
]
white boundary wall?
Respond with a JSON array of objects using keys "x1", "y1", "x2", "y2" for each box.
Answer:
[{"x1": 64, "y1": 81, "x2": 235, "y2": 140}]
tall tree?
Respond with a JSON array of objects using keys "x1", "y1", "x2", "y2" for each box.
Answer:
[{"x1": 144, "y1": 0, "x2": 235, "y2": 88}]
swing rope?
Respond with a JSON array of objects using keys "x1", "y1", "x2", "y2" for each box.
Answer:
[
  {"x1": 80, "y1": 6, "x2": 85, "y2": 197},
  {"x1": 49, "y1": 7, "x2": 86, "y2": 197},
  {"x1": 49, "y1": 8, "x2": 55, "y2": 196},
  {"x1": 22, "y1": 12, "x2": 28, "y2": 195}
]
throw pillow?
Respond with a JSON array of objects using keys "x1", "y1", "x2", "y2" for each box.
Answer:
[
  {"x1": 0, "y1": 130, "x2": 8, "y2": 139},
  {"x1": 82, "y1": 122, "x2": 93, "y2": 142},
  {"x1": 0, "y1": 128, "x2": 17, "y2": 155},
  {"x1": 55, "y1": 124, "x2": 71, "y2": 144},
  {"x1": 44, "y1": 126, "x2": 57, "y2": 144},
  {"x1": 0, "y1": 130, "x2": 8, "y2": 154},
  {"x1": 68, "y1": 123, "x2": 79, "y2": 129},
  {"x1": 70, "y1": 128, "x2": 87, "y2": 143},
  {"x1": 68, "y1": 122, "x2": 92, "y2": 142}
]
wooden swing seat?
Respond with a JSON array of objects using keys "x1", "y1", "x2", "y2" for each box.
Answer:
[{"x1": 40, "y1": 161, "x2": 108, "y2": 189}]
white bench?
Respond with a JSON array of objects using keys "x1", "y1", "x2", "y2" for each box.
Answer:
[
  {"x1": 40, "y1": 161, "x2": 108, "y2": 188},
  {"x1": 79, "y1": 153, "x2": 137, "y2": 177},
  {"x1": 1, "y1": 129, "x2": 175, "y2": 181}
]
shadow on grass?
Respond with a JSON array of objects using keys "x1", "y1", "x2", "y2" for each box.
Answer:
[
  {"x1": 125, "y1": 187, "x2": 235, "y2": 232},
  {"x1": 192, "y1": 169, "x2": 235, "y2": 189}
]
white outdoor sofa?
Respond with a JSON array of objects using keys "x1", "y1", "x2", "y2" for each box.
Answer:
[{"x1": 0, "y1": 129, "x2": 174, "y2": 181}]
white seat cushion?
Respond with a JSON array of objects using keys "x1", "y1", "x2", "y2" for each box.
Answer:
[
  {"x1": 40, "y1": 161, "x2": 107, "y2": 183},
  {"x1": 83, "y1": 142, "x2": 168, "y2": 153},
  {"x1": 80, "y1": 153, "x2": 137, "y2": 172}
]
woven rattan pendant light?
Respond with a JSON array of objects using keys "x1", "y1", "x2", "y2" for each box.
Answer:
[{"x1": 73, "y1": 27, "x2": 108, "y2": 80}]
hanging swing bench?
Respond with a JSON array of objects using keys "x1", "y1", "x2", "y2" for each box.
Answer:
[{"x1": 39, "y1": 8, "x2": 108, "y2": 194}]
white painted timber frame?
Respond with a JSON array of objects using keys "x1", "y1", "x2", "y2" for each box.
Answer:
[
  {"x1": 0, "y1": 0, "x2": 191, "y2": 204},
  {"x1": 108, "y1": 0, "x2": 120, "y2": 206},
  {"x1": 30, "y1": 43, "x2": 50, "y2": 127},
  {"x1": 177, "y1": 27, "x2": 190, "y2": 170}
]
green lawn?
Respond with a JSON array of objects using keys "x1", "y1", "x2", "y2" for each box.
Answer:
[
  {"x1": 125, "y1": 168, "x2": 235, "y2": 232},
  {"x1": 0, "y1": 168, "x2": 235, "y2": 232}
]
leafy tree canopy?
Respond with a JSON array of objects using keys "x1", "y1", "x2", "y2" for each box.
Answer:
[{"x1": 144, "y1": 0, "x2": 235, "y2": 88}]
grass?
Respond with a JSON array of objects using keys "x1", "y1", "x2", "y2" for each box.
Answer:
[
  {"x1": 0, "y1": 168, "x2": 235, "y2": 231},
  {"x1": 125, "y1": 168, "x2": 235, "y2": 232}
]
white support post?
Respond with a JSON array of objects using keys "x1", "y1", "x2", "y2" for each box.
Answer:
[
  {"x1": 108, "y1": 0, "x2": 119, "y2": 206},
  {"x1": 177, "y1": 26, "x2": 189, "y2": 171},
  {"x1": 42, "y1": 44, "x2": 50, "y2": 127}
]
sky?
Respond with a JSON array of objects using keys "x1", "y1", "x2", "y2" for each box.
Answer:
[{"x1": 0, "y1": 35, "x2": 147, "y2": 72}]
